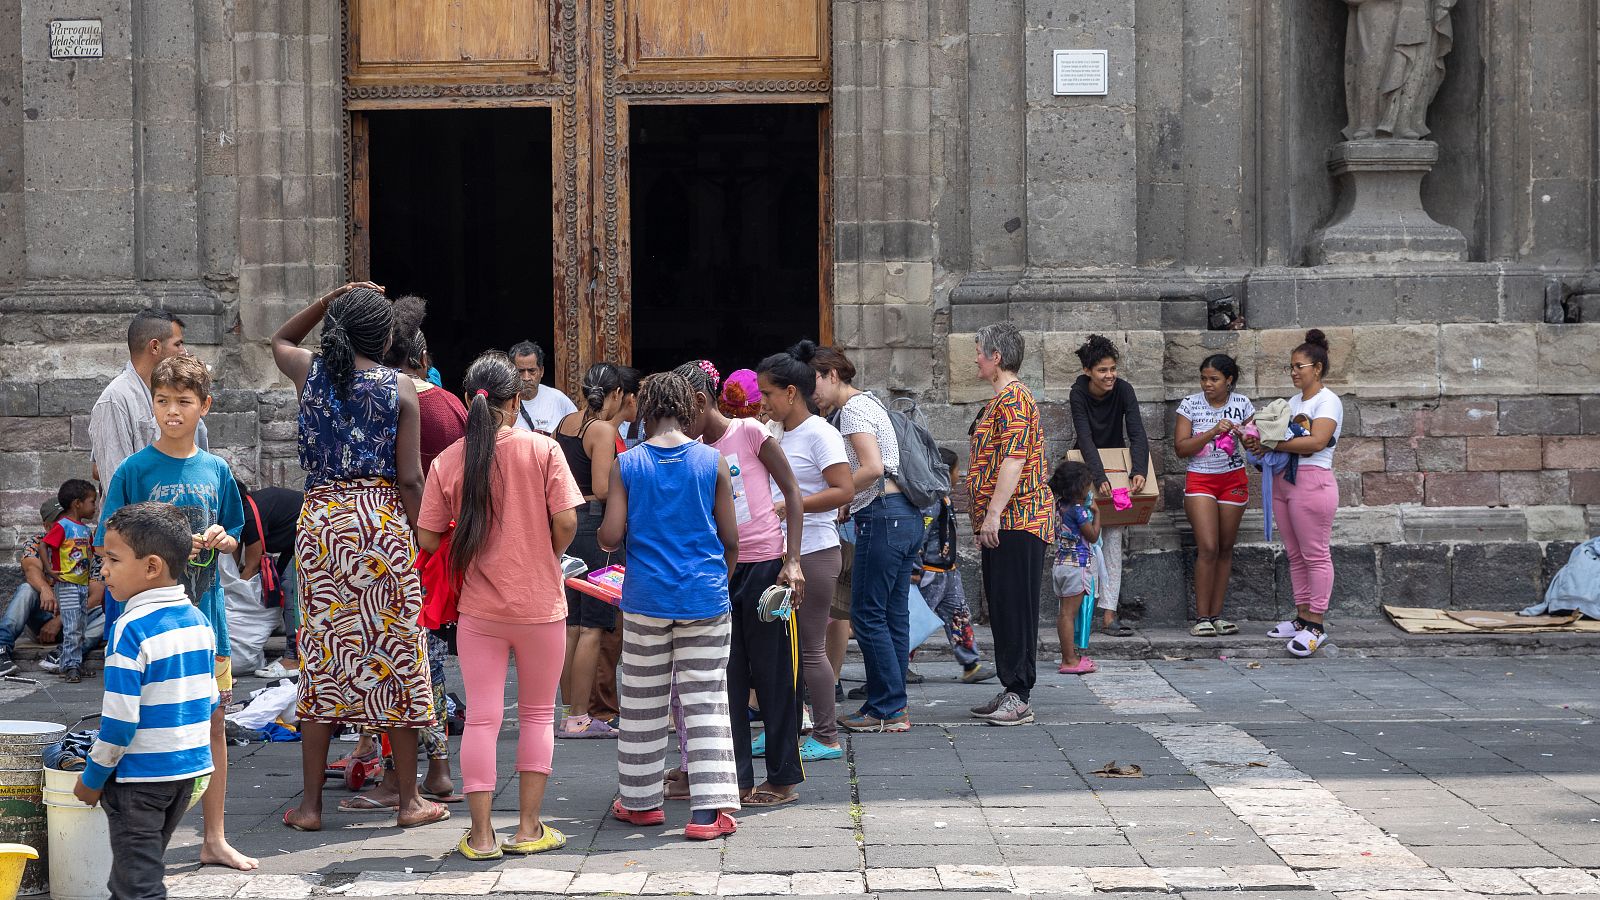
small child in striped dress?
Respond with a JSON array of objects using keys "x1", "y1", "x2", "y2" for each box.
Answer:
[{"x1": 75, "y1": 502, "x2": 218, "y2": 900}]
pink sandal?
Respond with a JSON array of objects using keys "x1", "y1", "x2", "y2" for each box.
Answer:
[
  {"x1": 557, "y1": 715, "x2": 618, "y2": 740},
  {"x1": 1059, "y1": 657, "x2": 1098, "y2": 675}
]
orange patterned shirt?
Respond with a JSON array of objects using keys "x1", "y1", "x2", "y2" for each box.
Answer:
[{"x1": 966, "y1": 380, "x2": 1055, "y2": 542}]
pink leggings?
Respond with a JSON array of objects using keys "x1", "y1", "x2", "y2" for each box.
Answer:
[
  {"x1": 457, "y1": 613, "x2": 566, "y2": 794},
  {"x1": 1272, "y1": 467, "x2": 1338, "y2": 615}
]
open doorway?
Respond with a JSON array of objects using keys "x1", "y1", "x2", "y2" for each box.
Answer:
[
  {"x1": 629, "y1": 104, "x2": 822, "y2": 376},
  {"x1": 367, "y1": 108, "x2": 555, "y2": 390}
]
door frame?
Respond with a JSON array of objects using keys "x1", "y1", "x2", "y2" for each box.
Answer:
[{"x1": 342, "y1": 0, "x2": 832, "y2": 392}]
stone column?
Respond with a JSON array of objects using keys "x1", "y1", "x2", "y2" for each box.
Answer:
[
  {"x1": 1023, "y1": 0, "x2": 1138, "y2": 267},
  {"x1": 21, "y1": 0, "x2": 136, "y2": 279},
  {"x1": 0, "y1": 0, "x2": 21, "y2": 284}
]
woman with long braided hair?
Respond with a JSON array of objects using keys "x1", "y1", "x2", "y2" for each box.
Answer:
[{"x1": 272, "y1": 281, "x2": 447, "y2": 832}]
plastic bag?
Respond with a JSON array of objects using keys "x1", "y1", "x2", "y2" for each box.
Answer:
[
  {"x1": 221, "y1": 554, "x2": 277, "y2": 674},
  {"x1": 226, "y1": 681, "x2": 299, "y2": 732}
]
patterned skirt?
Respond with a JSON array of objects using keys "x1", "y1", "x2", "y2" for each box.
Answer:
[{"x1": 295, "y1": 478, "x2": 434, "y2": 728}]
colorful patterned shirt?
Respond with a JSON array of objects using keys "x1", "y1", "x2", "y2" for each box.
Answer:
[
  {"x1": 1054, "y1": 501, "x2": 1095, "y2": 567},
  {"x1": 965, "y1": 380, "x2": 1055, "y2": 542},
  {"x1": 43, "y1": 517, "x2": 93, "y2": 586}
]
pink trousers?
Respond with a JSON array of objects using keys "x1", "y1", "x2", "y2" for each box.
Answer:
[
  {"x1": 1272, "y1": 466, "x2": 1338, "y2": 615},
  {"x1": 457, "y1": 613, "x2": 566, "y2": 795}
]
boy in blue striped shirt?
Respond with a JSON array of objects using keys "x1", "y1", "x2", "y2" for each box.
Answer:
[{"x1": 76, "y1": 502, "x2": 217, "y2": 900}]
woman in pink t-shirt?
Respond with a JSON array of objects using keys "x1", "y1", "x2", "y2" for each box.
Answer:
[
  {"x1": 674, "y1": 361, "x2": 807, "y2": 807},
  {"x1": 418, "y1": 352, "x2": 585, "y2": 861}
]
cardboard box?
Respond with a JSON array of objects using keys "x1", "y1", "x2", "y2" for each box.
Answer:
[{"x1": 1065, "y1": 447, "x2": 1158, "y2": 527}]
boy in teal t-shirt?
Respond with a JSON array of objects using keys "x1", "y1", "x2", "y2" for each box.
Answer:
[{"x1": 95, "y1": 354, "x2": 255, "y2": 872}]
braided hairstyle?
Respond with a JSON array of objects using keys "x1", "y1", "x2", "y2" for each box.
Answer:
[
  {"x1": 321, "y1": 287, "x2": 393, "y2": 398},
  {"x1": 382, "y1": 294, "x2": 428, "y2": 371},
  {"x1": 637, "y1": 372, "x2": 696, "y2": 430},
  {"x1": 672, "y1": 360, "x2": 722, "y2": 397},
  {"x1": 581, "y1": 362, "x2": 626, "y2": 415},
  {"x1": 451, "y1": 351, "x2": 522, "y2": 576}
]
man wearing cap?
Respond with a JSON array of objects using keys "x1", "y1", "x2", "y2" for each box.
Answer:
[{"x1": 0, "y1": 499, "x2": 106, "y2": 676}]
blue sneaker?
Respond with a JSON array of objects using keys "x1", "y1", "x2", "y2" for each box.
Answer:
[
  {"x1": 751, "y1": 731, "x2": 766, "y2": 757},
  {"x1": 799, "y1": 737, "x2": 842, "y2": 761}
]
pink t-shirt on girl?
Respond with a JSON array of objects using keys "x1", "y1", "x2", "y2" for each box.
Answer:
[
  {"x1": 419, "y1": 429, "x2": 585, "y2": 625},
  {"x1": 710, "y1": 417, "x2": 784, "y2": 563}
]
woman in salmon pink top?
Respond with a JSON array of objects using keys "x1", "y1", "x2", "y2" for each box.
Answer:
[{"x1": 418, "y1": 352, "x2": 584, "y2": 861}]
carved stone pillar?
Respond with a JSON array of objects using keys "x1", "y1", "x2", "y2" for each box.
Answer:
[{"x1": 1309, "y1": 139, "x2": 1466, "y2": 264}]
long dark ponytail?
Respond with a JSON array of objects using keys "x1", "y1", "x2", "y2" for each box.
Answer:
[
  {"x1": 450, "y1": 351, "x2": 522, "y2": 576},
  {"x1": 321, "y1": 287, "x2": 392, "y2": 398}
]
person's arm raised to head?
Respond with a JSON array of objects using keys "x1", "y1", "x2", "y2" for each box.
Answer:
[
  {"x1": 394, "y1": 376, "x2": 425, "y2": 528},
  {"x1": 597, "y1": 457, "x2": 628, "y2": 552},
  {"x1": 271, "y1": 282, "x2": 381, "y2": 391},
  {"x1": 713, "y1": 456, "x2": 740, "y2": 575}
]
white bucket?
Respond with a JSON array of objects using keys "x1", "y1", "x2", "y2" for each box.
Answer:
[{"x1": 41, "y1": 768, "x2": 109, "y2": 900}]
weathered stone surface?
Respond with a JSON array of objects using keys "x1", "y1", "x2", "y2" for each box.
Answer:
[
  {"x1": 1423, "y1": 472, "x2": 1500, "y2": 507},
  {"x1": 1345, "y1": 325, "x2": 1443, "y2": 399},
  {"x1": 1536, "y1": 324, "x2": 1600, "y2": 394},
  {"x1": 0, "y1": 383, "x2": 39, "y2": 417},
  {"x1": 1339, "y1": 436, "x2": 1387, "y2": 473},
  {"x1": 1364, "y1": 472, "x2": 1424, "y2": 506},
  {"x1": 1451, "y1": 542, "x2": 1541, "y2": 610},
  {"x1": 1500, "y1": 470, "x2": 1571, "y2": 507},
  {"x1": 1543, "y1": 435, "x2": 1600, "y2": 469},
  {"x1": 1421, "y1": 400, "x2": 1498, "y2": 437},
  {"x1": 38, "y1": 378, "x2": 109, "y2": 416},
  {"x1": 1570, "y1": 470, "x2": 1600, "y2": 505},
  {"x1": 1466, "y1": 436, "x2": 1544, "y2": 471},
  {"x1": 1497, "y1": 396, "x2": 1581, "y2": 436},
  {"x1": 1402, "y1": 507, "x2": 1527, "y2": 542},
  {"x1": 1379, "y1": 543, "x2": 1452, "y2": 608},
  {"x1": 1525, "y1": 506, "x2": 1587, "y2": 542},
  {"x1": 0, "y1": 417, "x2": 70, "y2": 452},
  {"x1": 1333, "y1": 545, "x2": 1382, "y2": 617},
  {"x1": 1440, "y1": 324, "x2": 1538, "y2": 396}
]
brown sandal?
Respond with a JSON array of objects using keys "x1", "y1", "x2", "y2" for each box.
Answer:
[{"x1": 741, "y1": 789, "x2": 799, "y2": 807}]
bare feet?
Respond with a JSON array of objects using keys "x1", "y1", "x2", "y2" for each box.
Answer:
[
  {"x1": 202, "y1": 838, "x2": 260, "y2": 870},
  {"x1": 283, "y1": 804, "x2": 322, "y2": 832},
  {"x1": 396, "y1": 798, "x2": 450, "y2": 828},
  {"x1": 423, "y1": 770, "x2": 456, "y2": 799}
]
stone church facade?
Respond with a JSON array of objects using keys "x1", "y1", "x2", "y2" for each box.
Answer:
[{"x1": 1, "y1": 0, "x2": 1597, "y2": 621}]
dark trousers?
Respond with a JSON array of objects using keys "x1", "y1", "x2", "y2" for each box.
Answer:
[
  {"x1": 981, "y1": 530, "x2": 1046, "y2": 702},
  {"x1": 727, "y1": 558, "x2": 803, "y2": 790},
  {"x1": 104, "y1": 776, "x2": 195, "y2": 900}
]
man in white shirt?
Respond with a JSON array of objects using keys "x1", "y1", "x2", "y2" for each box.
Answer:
[{"x1": 509, "y1": 340, "x2": 576, "y2": 434}]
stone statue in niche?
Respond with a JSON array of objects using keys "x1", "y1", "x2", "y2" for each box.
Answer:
[{"x1": 1339, "y1": 0, "x2": 1457, "y2": 140}]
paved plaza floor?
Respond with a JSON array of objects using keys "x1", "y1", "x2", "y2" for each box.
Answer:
[{"x1": 6, "y1": 642, "x2": 1600, "y2": 899}]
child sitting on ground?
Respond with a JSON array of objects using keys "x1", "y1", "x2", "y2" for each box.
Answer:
[
  {"x1": 76, "y1": 502, "x2": 218, "y2": 900},
  {"x1": 1049, "y1": 460, "x2": 1100, "y2": 675}
]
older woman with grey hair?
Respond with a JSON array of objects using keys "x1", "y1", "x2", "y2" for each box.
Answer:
[{"x1": 963, "y1": 323, "x2": 1055, "y2": 727}]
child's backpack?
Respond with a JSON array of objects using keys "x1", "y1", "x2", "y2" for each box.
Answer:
[
  {"x1": 865, "y1": 392, "x2": 950, "y2": 511},
  {"x1": 921, "y1": 496, "x2": 959, "y2": 570}
]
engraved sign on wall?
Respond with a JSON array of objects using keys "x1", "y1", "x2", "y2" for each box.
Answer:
[
  {"x1": 49, "y1": 19, "x2": 103, "y2": 59},
  {"x1": 1052, "y1": 49, "x2": 1107, "y2": 96}
]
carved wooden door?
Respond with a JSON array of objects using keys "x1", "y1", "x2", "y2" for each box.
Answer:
[{"x1": 345, "y1": 0, "x2": 829, "y2": 390}]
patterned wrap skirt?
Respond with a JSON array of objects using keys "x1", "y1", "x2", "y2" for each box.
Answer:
[{"x1": 295, "y1": 477, "x2": 435, "y2": 728}]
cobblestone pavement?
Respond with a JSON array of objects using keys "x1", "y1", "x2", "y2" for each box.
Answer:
[{"x1": 6, "y1": 645, "x2": 1600, "y2": 899}]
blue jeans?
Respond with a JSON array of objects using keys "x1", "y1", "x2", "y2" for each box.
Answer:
[
  {"x1": 850, "y1": 493, "x2": 925, "y2": 719},
  {"x1": 55, "y1": 583, "x2": 89, "y2": 670},
  {"x1": 0, "y1": 584, "x2": 104, "y2": 653}
]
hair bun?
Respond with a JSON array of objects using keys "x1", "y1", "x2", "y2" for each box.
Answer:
[
  {"x1": 1304, "y1": 328, "x2": 1329, "y2": 349},
  {"x1": 787, "y1": 339, "x2": 818, "y2": 363}
]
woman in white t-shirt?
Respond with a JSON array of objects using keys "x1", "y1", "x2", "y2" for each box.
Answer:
[
  {"x1": 1174, "y1": 354, "x2": 1255, "y2": 638},
  {"x1": 1243, "y1": 329, "x2": 1343, "y2": 657},
  {"x1": 802, "y1": 342, "x2": 924, "y2": 734},
  {"x1": 757, "y1": 349, "x2": 854, "y2": 760}
]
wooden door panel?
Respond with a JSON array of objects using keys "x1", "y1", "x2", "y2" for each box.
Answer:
[
  {"x1": 623, "y1": 0, "x2": 827, "y2": 79},
  {"x1": 352, "y1": 0, "x2": 549, "y2": 70}
]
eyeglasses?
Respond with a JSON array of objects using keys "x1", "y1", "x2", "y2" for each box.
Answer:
[{"x1": 1286, "y1": 363, "x2": 1318, "y2": 372}]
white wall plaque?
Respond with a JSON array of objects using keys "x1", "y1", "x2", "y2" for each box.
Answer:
[
  {"x1": 1053, "y1": 49, "x2": 1107, "y2": 96},
  {"x1": 49, "y1": 19, "x2": 103, "y2": 59}
]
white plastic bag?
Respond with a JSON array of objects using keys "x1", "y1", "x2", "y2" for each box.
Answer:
[
  {"x1": 226, "y1": 681, "x2": 299, "y2": 731},
  {"x1": 221, "y1": 554, "x2": 277, "y2": 674}
]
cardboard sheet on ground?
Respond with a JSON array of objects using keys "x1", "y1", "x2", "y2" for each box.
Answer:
[{"x1": 1383, "y1": 604, "x2": 1600, "y2": 634}]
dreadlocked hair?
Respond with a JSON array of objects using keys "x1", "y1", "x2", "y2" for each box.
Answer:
[
  {"x1": 450, "y1": 351, "x2": 522, "y2": 576},
  {"x1": 382, "y1": 294, "x2": 428, "y2": 370},
  {"x1": 321, "y1": 287, "x2": 392, "y2": 398},
  {"x1": 638, "y1": 372, "x2": 695, "y2": 429},
  {"x1": 671, "y1": 360, "x2": 721, "y2": 397}
]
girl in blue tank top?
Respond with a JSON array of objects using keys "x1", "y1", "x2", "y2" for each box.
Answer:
[{"x1": 598, "y1": 372, "x2": 743, "y2": 837}]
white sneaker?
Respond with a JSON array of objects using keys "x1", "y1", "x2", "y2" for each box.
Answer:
[
  {"x1": 1287, "y1": 628, "x2": 1323, "y2": 658},
  {"x1": 1267, "y1": 620, "x2": 1298, "y2": 639},
  {"x1": 38, "y1": 651, "x2": 61, "y2": 674}
]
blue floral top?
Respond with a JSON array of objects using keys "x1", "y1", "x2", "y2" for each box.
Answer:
[{"x1": 298, "y1": 357, "x2": 399, "y2": 489}]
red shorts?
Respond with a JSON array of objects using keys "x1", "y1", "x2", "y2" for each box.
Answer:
[{"x1": 1185, "y1": 468, "x2": 1249, "y2": 506}]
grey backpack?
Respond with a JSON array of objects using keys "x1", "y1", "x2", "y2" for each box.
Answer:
[{"x1": 866, "y1": 392, "x2": 950, "y2": 511}]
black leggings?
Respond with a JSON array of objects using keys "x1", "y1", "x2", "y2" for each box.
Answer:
[{"x1": 981, "y1": 530, "x2": 1046, "y2": 702}]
